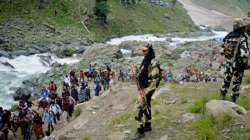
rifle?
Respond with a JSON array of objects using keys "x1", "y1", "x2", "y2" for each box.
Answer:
[
  {"x1": 231, "y1": 37, "x2": 250, "y2": 70},
  {"x1": 231, "y1": 38, "x2": 241, "y2": 63},
  {"x1": 135, "y1": 77, "x2": 150, "y2": 116}
]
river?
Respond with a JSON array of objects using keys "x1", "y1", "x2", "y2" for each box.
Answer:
[{"x1": 0, "y1": 53, "x2": 80, "y2": 108}]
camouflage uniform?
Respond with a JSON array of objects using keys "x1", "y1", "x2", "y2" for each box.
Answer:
[
  {"x1": 135, "y1": 58, "x2": 161, "y2": 132},
  {"x1": 220, "y1": 19, "x2": 249, "y2": 101}
]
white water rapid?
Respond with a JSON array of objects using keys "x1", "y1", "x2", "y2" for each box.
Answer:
[
  {"x1": 0, "y1": 54, "x2": 80, "y2": 108},
  {"x1": 107, "y1": 30, "x2": 227, "y2": 46}
]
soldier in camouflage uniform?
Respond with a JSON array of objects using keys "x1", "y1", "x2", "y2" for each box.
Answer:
[
  {"x1": 220, "y1": 18, "x2": 250, "y2": 103},
  {"x1": 133, "y1": 44, "x2": 161, "y2": 140}
]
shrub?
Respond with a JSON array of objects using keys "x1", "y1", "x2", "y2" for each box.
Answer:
[
  {"x1": 191, "y1": 116, "x2": 217, "y2": 140},
  {"x1": 152, "y1": 99, "x2": 161, "y2": 105},
  {"x1": 73, "y1": 106, "x2": 82, "y2": 118},
  {"x1": 243, "y1": 74, "x2": 250, "y2": 84},
  {"x1": 94, "y1": 0, "x2": 109, "y2": 24},
  {"x1": 180, "y1": 98, "x2": 188, "y2": 104},
  {"x1": 81, "y1": 135, "x2": 91, "y2": 140},
  {"x1": 187, "y1": 96, "x2": 209, "y2": 113},
  {"x1": 111, "y1": 112, "x2": 131, "y2": 124},
  {"x1": 153, "y1": 109, "x2": 161, "y2": 116},
  {"x1": 238, "y1": 96, "x2": 250, "y2": 110},
  {"x1": 214, "y1": 112, "x2": 233, "y2": 128},
  {"x1": 57, "y1": 48, "x2": 77, "y2": 57},
  {"x1": 10, "y1": 104, "x2": 19, "y2": 112},
  {"x1": 230, "y1": 128, "x2": 250, "y2": 140}
]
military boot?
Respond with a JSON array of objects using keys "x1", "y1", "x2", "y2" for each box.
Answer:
[
  {"x1": 144, "y1": 122, "x2": 152, "y2": 132},
  {"x1": 220, "y1": 89, "x2": 227, "y2": 100},
  {"x1": 132, "y1": 125, "x2": 145, "y2": 140},
  {"x1": 231, "y1": 95, "x2": 239, "y2": 103}
]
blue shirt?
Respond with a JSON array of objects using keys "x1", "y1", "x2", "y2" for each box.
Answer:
[
  {"x1": 41, "y1": 89, "x2": 49, "y2": 98},
  {"x1": 42, "y1": 111, "x2": 54, "y2": 124}
]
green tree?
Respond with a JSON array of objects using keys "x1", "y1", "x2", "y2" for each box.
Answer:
[
  {"x1": 171, "y1": 0, "x2": 177, "y2": 8},
  {"x1": 94, "y1": 0, "x2": 109, "y2": 25}
]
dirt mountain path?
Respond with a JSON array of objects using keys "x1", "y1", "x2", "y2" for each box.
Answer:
[
  {"x1": 53, "y1": 82, "x2": 140, "y2": 140},
  {"x1": 178, "y1": 0, "x2": 234, "y2": 30}
]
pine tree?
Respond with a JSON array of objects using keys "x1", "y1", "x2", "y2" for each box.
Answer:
[{"x1": 94, "y1": 0, "x2": 109, "y2": 25}]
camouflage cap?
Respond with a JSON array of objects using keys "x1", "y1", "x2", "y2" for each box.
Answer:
[{"x1": 233, "y1": 18, "x2": 249, "y2": 30}]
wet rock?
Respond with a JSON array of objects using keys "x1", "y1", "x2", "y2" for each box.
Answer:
[
  {"x1": 76, "y1": 47, "x2": 86, "y2": 54},
  {"x1": 13, "y1": 87, "x2": 32, "y2": 100},
  {"x1": 12, "y1": 50, "x2": 34, "y2": 57},
  {"x1": 0, "y1": 37, "x2": 6, "y2": 44},
  {"x1": 112, "y1": 50, "x2": 123, "y2": 59},
  {"x1": 159, "y1": 135, "x2": 168, "y2": 140},
  {"x1": 152, "y1": 87, "x2": 170, "y2": 99},
  {"x1": 0, "y1": 61, "x2": 15, "y2": 69},
  {"x1": 181, "y1": 113, "x2": 198, "y2": 123},
  {"x1": 38, "y1": 55, "x2": 54, "y2": 66}
]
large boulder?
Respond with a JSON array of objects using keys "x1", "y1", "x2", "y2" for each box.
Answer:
[
  {"x1": 205, "y1": 100, "x2": 247, "y2": 120},
  {"x1": 181, "y1": 113, "x2": 198, "y2": 123},
  {"x1": 152, "y1": 87, "x2": 170, "y2": 99}
]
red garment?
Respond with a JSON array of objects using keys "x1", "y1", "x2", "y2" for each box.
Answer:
[
  {"x1": 32, "y1": 123, "x2": 43, "y2": 136},
  {"x1": 80, "y1": 71, "x2": 85, "y2": 79},
  {"x1": 48, "y1": 83, "x2": 57, "y2": 91}
]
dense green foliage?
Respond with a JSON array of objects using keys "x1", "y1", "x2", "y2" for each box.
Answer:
[
  {"x1": 191, "y1": 116, "x2": 217, "y2": 140},
  {"x1": 57, "y1": 48, "x2": 77, "y2": 57},
  {"x1": 94, "y1": 0, "x2": 109, "y2": 24},
  {"x1": 243, "y1": 74, "x2": 250, "y2": 84},
  {"x1": 73, "y1": 106, "x2": 82, "y2": 118},
  {"x1": 9, "y1": 104, "x2": 19, "y2": 112}
]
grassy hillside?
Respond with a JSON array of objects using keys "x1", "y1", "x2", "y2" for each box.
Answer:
[
  {"x1": 190, "y1": 0, "x2": 250, "y2": 17},
  {"x1": 0, "y1": 0, "x2": 196, "y2": 43}
]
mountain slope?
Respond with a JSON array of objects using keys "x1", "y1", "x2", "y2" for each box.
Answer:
[
  {"x1": 53, "y1": 82, "x2": 250, "y2": 140},
  {"x1": 0, "y1": 0, "x2": 195, "y2": 44},
  {"x1": 189, "y1": 0, "x2": 250, "y2": 17},
  {"x1": 178, "y1": 0, "x2": 250, "y2": 30}
]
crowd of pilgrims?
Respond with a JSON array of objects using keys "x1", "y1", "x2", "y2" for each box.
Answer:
[
  {"x1": 0, "y1": 64, "x2": 118, "y2": 140},
  {"x1": 0, "y1": 63, "x2": 217, "y2": 140}
]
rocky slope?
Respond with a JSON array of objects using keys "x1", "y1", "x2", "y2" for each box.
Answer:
[{"x1": 178, "y1": 0, "x2": 250, "y2": 30}]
